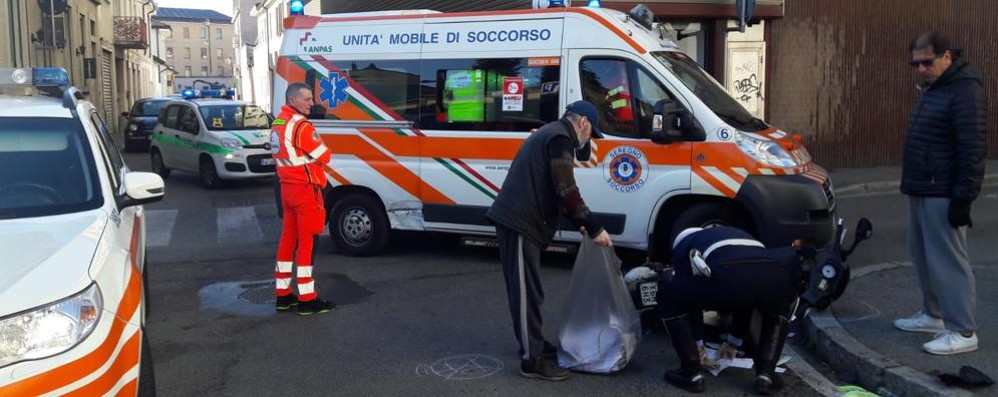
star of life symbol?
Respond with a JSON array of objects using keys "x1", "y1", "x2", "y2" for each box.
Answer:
[{"x1": 319, "y1": 72, "x2": 349, "y2": 109}]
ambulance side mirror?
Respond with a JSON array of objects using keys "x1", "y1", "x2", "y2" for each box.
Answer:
[{"x1": 650, "y1": 99, "x2": 704, "y2": 144}]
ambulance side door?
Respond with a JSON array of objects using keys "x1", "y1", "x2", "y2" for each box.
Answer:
[{"x1": 565, "y1": 49, "x2": 695, "y2": 247}]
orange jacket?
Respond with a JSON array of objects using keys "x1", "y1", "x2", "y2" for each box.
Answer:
[{"x1": 271, "y1": 105, "x2": 332, "y2": 187}]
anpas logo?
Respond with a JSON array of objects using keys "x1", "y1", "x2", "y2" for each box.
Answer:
[
  {"x1": 300, "y1": 32, "x2": 334, "y2": 53},
  {"x1": 603, "y1": 145, "x2": 649, "y2": 193}
]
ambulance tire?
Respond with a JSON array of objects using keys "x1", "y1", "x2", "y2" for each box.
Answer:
[
  {"x1": 329, "y1": 193, "x2": 389, "y2": 257},
  {"x1": 668, "y1": 202, "x2": 752, "y2": 247},
  {"x1": 138, "y1": 328, "x2": 157, "y2": 397},
  {"x1": 150, "y1": 148, "x2": 170, "y2": 179},
  {"x1": 199, "y1": 156, "x2": 223, "y2": 189}
]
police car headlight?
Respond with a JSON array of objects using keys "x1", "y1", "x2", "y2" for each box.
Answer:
[
  {"x1": 734, "y1": 132, "x2": 798, "y2": 168},
  {"x1": 128, "y1": 123, "x2": 139, "y2": 132},
  {"x1": 0, "y1": 283, "x2": 103, "y2": 368},
  {"x1": 221, "y1": 137, "x2": 243, "y2": 150}
]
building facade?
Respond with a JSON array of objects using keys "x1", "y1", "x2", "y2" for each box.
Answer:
[
  {"x1": 766, "y1": 0, "x2": 997, "y2": 167},
  {"x1": 1, "y1": 0, "x2": 164, "y2": 132},
  {"x1": 154, "y1": 7, "x2": 236, "y2": 92},
  {"x1": 240, "y1": 0, "x2": 319, "y2": 111}
]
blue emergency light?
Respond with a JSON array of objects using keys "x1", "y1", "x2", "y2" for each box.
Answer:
[
  {"x1": 587, "y1": 0, "x2": 602, "y2": 7},
  {"x1": 0, "y1": 67, "x2": 70, "y2": 87},
  {"x1": 549, "y1": 0, "x2": 565, "y2": 6},
  {"x1": 182, "y1": 88, "x2": 236, "y2": 100},
  {"x1": 289, "y1": 0, "x2": 304, "y2": 15}
]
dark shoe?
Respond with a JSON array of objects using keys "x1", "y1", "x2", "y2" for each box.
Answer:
[
  {"x1": 755, "y1": 374, "x2": 785, "y2": 395},
  {"x1": 542, "y1": 342, "x2": 559, "y2": 359},
  {"x1": 520, "y1": 357, "x2": 569, "y2": 381},
  {"x1": 297, "y1": 298, "x2": 335, "y2": 316},
  {"x1": 275, "y1": 295, "x2": 298, "y2": 311},
  {"x1": 664, "y1": 368, "x2": 706, "y2": 393}
]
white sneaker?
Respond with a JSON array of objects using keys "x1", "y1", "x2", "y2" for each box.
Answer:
[
  {"x1": 923, "y1": 331, "x2": 978, "y2": 355},
  {"x1": 893, "y1": 311, "x2": 945, "y2": 333}
]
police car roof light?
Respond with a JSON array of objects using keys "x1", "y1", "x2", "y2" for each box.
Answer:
[
  {"x1": 289, "y1": 0, "x2": 304, "y2": 15},
  {"x1": 0, "y1": 67, "x2": 70, "y2": 88}
]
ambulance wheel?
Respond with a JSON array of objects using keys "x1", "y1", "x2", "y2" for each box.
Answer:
[
  {"x1": 138, "y1": 328, "x2": 157, "y2": 397},
  {"x1": 329, "y1": 193, "x2": 389, "y2": 256},
  {"x1": 150, "y1": 149, "x2": 170, "y2": 179},
  {"x1": 199, "y1": 156, "x2": 223, "y2": 189},
  {"x1": 668, "y1": 202, "x2": 751, "y2": 247}
]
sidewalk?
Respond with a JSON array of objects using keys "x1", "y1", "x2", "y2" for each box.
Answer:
[{"x1": 804, "y1": 161, "x2": 998, "y2": 397}]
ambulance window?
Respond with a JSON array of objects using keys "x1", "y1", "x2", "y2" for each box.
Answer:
[
  {"x1": 419, "y1": 57, "x2": 561, "y2": 132},
  {"x1": 303, "y1": 60, "x2": 420, "y2": 122},
  {"x1": 580, "y1": 59, "x2": 638, "y2": 138},
  {"x1": 633, "y1": 67, "x2": 674, "y2": 138}
]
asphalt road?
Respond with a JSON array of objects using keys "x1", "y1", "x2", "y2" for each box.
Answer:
[{"x1": 126, "y1": 151, "x2": 829, "y2": 396}]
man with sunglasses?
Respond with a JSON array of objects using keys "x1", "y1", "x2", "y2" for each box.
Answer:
[{"x1": 895, "y1": 32, "x2": 988, "y2": 355}]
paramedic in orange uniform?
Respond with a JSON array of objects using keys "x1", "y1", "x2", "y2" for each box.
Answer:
[{"x1": 271, "y1": 82, "x2": 335, "y2": 316}]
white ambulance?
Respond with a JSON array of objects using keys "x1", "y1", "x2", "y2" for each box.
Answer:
[
  {"x1": 274, "y1": 4, "x2": 835, "y2": 257},
  {"x1": 0, "y1": 68, "x2": 161, "y2": 395}
]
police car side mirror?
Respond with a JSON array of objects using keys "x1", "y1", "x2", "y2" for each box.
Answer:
[
  {"x1": 650, "y1": 99, "x2": 704, "y2": 144},
  {"x1": 121, "y1": 172, "x2": 165, "y2": 208},
  {"x1": 121, "y1": 111, "x2": 129, "y2": 118}
]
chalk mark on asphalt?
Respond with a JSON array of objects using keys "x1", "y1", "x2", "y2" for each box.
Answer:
[{"x1": 417, "y1": 354, "x2": 504, "y2": 381}]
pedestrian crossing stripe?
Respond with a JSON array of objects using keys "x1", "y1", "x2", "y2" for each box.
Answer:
[{"x1": 145, "y1": 206, "x2": 328, "y2": 248}]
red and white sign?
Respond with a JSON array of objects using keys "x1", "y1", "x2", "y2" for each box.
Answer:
[{"x1": 502, "y1": 77, "x2": 524, "y2": 112}]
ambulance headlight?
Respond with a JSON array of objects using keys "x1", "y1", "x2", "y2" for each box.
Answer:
[
  {"x1": 734, "y1": 132, "x2": 798, "y2": 168},
  {"x1": 221, "y1": 137, "x2": 243, "y2": 149},
  {"x1": 0, "y1": 283, "x2": 103, "y2": 368}
]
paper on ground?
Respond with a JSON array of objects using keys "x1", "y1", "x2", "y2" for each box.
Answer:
[{"x1": 703, "y1": 348, "x2": 790, "y2": 376}]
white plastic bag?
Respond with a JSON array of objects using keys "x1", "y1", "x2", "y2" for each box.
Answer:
[{"x1": 557, "y1": 238, "x2": 642, "y2": 373}]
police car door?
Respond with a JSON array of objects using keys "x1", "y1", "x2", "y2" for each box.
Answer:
[
  {"x1": 566, "y1": 49, "x2": 693, "y2": 248},
  {"x1": 174, "y1": 105, "x2": 201, "y2": 171}
]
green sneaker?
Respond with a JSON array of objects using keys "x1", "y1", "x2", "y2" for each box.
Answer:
[
  {"x1": 275, "y1": 295, "x2": 298, "y2": 312},
  {"x1": 297, "y1": 298, "x2": 335, "y2": 316}
]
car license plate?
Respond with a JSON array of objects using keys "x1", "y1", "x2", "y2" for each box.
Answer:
[
  {"x1": 260, "y1": 158, "x2": 276, "y2": 166},
  {"x1": 639, "y1": 282, "x2": 658, "y2": 306}
]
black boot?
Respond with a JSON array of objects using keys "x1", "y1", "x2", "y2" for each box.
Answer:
[
  {"x1": 663, "y1": 316, "x2": 706, "y2": 393},
  {"x1": 754, "y1": 314, "x2": 790, "y2": 395}
]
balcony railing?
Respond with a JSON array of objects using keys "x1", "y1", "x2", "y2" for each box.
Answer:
[{"x1": 114, "y1": 17, "x2": 149, "y2": 49}]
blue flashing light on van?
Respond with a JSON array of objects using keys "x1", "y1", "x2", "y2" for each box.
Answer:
[
  {"x1": 587, "y1": 0, "x2": 602, "y2": 7},
  {"x1": 181, "y1": 88, "x2": 236, "y2": 100},
  {"x1": 290, "y1": 0, "x2": 304, "y2": 15}
]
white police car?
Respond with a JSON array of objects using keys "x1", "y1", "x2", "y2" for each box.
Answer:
[
  {"x1": 0, "y1": 68, "x2": 162, "y2": 395},
  {"x1": 149, "y1": 89, "x2": 275, "y2": 189}
]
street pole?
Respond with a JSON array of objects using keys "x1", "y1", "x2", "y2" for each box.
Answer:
[
  {"x1": 50, "y1": 0, "x2": 57, "y2": 48},
  {"x1": 205, "y1": 20, "x2": 213, "y2": 77}
]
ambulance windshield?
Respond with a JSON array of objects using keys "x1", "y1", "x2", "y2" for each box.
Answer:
[
  {"x1": 198, "y1": 104, "x2": 272, "y2": 131},
  {"x1": 652, "y1": 51, "x2": 768, "y2": 132}
]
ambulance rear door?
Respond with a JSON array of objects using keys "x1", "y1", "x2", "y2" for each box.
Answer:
[{"x1": 565, "y1": 48, "x2": 695, "y2": 248}]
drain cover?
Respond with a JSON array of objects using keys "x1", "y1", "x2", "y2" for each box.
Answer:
[
  {"x1": 238, "y1": 283, "x2": 275, "y2": 304},
  {"x1": 426, "y1": 354, "x2": 503, "y2": 380}
]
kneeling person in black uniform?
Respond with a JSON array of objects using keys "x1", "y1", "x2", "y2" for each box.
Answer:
[{"x1": 657, "y1": 227, "x2": 799, "y2": 395}]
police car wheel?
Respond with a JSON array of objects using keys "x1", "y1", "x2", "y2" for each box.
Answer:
[
  {"x1": 329, "y1": 193, "x2": 389, "y2": 256},
  {"x1": 150, "y1": 149, "x2": 170, "y2": 179},
  {"x1": 199, "y1": 157, "x2": 222, "y2": 189},
  {"x1": 668, "y1": 203, "x2": 751, "y2": 248},
  {"x1": 137, "y1": 328, "x2": 157, "y2": 397}
]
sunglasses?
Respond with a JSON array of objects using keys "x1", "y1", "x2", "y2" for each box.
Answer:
[{"x1": 909, "y1": 57, "x2": 937, "y2": 68}]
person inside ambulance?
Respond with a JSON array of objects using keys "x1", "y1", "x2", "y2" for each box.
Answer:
[
  {"x1": 657, "y1": 227, "x2": 800, "y2": 395},
  {"x1": 603, "y1": 61, "x2": 635, "y2": 131}
]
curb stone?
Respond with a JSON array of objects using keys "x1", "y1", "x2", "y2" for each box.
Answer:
[
  {"x1": 833, "y1": 174, "x2": 998, "y2": 198},
  {"x1": 803, "y1": 266, "x2": 977, "y2": 397}
]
